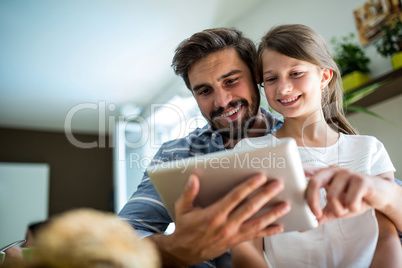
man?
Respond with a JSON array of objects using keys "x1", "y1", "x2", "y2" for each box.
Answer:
[
  {"x1": 119, "y1": 28, "x2": 287, "y2": 268},
  {"x1": 118, "y1": 28, "x2": 402, "y2": 267}
]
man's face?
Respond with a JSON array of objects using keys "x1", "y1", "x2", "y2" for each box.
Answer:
[{"x1": 188, "y1": 48, "x2": 260, "y2": 140}]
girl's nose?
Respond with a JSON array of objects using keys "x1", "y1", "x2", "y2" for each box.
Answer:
[{"x1": 276, "y1": 78, "x2": 293, "y2": 94}]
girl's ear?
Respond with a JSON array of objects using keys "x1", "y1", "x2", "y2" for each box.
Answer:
[{"x1": 321, "y1": 68, "x2": 333, "y2": 90}]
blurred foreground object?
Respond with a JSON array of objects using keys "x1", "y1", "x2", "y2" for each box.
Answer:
[{"x1": 1, "y1": 208, "x2": 160, "y2": 268}]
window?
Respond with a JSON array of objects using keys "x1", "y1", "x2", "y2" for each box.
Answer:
[{"x1": 113, "y1": 95, "x2": 206, "y2": 213}]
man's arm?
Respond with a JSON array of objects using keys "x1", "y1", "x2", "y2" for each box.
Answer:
[
  {"x1": 370, "y1": 211, "x2": 402, "y2": 268},
  {"x1": 118, "y1": 173, "x2": 172, "y2": 237},
  {"x1": 305, "y1": 165, "x2": 402, "y2": 230},
  {"x1": 376, "y1": 177, "x2": 402, "y2": 231},
  {"x1": 146, "y1": 173, "x2": 290, "y2": 267}
]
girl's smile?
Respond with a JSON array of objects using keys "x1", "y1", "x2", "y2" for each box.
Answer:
[{"x1": 278, "y1": 95, "x2": 301, "y2": 106}]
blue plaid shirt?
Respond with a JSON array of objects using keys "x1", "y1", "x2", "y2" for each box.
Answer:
[{"x1": 118, "y1": 108, "x2": 282, "y2": 268}]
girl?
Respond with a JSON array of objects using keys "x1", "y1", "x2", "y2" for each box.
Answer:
[{"x1": 231, "y1": 24, "x2": 401, "y2": 268}]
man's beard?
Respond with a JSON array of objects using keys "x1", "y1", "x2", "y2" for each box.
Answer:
[{"x1": 208, "y1": 97, "x2": 260, "y2": 140}]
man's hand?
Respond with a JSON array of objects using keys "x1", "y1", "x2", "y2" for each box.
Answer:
[{"x1": 149, "y1": 173, "x2": 290, "y2": 267}]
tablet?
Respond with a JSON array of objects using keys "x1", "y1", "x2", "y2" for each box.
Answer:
[{"x1": 147, "y1": 138, "x2": 318, "y2": 232}]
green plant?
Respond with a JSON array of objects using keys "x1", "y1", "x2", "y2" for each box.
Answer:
[
  {"x1": 343, "y1": 79, "x2": 396, "y2": 125},
  {"x1": 331, "y1": 33, "x2": 371, "y2": 76},
  {"x1": 376, "y1": 16, "x2": 402, "y2": 57}
]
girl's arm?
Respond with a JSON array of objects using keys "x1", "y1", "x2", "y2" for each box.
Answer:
[
  {"x1": 370, "y1": 210, "x2": 402, "y2": 268},
  {"x1": 231, "y1": 238, "x2": 268, "y2": 268}
]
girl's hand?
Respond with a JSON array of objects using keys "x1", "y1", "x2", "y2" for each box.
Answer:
[{"x1": 304, "y1": 165, "x2": 372, "y2": 225}]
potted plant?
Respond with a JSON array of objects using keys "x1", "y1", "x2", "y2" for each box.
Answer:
[
  {"x1": 331, "y1": 33, "x2": 371, "y2": 92},
  {"x1": 375, "y1": 15, "x2": 402, "y2": 70}
]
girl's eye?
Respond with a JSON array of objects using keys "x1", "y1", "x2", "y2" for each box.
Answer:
[
  {"x1": 290, "y1": 71, "x2": 302, "y2": 77},
  {"x1": 264, "y1": 77, "x2": 277, "y2": 84}
]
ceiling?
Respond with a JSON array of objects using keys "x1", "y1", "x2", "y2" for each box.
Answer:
[{"x1": 0, "y1": 0, "x2": 263, "y2": 134}]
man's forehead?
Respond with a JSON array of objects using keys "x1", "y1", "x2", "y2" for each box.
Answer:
[{"x1": 188, "y1": 48, "x2": 245, "y2": 86}]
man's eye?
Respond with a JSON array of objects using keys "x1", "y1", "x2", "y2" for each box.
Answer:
[
  {"x1": 198, "y1": 88, "x2": 210, "y2": 95},
  {"x1": 226, "y1": 78, "x2": 238, "y2": 85}
]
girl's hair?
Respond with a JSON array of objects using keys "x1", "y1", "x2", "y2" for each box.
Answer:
[{"x1": 257, "y1": 24, "x2": 357, "y2": 135}]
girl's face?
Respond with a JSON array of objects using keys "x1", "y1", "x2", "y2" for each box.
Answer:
[{"x1": 261, "y1": 50, "x2": 331, "y2": 119}]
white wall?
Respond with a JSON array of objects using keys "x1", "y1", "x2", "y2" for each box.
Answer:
[
  {"x1": 347, "y1": 95, "x2": 402, "y2": 179},
  {"x1": 0, "y1": 163, "x2": 49, "y2": 247}
]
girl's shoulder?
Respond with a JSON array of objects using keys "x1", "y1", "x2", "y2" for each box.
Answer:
[
  {"x1": 234, "y1": 134, "x2": 279, "y2": 151},
  {"x1": 340, "y1": 133, "x2": 383, "y2": 147}
]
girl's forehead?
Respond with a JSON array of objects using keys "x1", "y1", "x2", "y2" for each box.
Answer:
[{"x1": 262, "y1": 51, "x2": 308, "y2": 66}]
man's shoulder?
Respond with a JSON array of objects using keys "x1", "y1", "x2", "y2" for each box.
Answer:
[
  {"x1": 260, "y1": 107, "x2": 283, "y2": 134},
  {"x1": 161, "y1": 125, "x2": 210, "y2": 148},
  {"x1": 155, "y1": 124, "x2": 215, "y2": 161}
]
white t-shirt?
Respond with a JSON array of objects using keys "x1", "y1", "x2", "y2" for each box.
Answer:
[{"x1": 234, "y1": 133, "x2": 395, "y2": 268}]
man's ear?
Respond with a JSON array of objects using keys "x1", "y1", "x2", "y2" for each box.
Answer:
[{"x1": 321, "y1": 68, "x2": 333, "y2": 89}]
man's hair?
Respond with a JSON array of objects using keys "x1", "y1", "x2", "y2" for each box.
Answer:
[{"x1": 172, "y1": 27, "x2": 258, "y2": 90}]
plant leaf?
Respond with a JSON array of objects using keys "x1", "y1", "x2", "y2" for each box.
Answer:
[
  {"x1": 343, "y1": 79, "x2": 391, "y2": 106},
  {"x1": 346, "y1": 105, "x2": 398, "y2": 126}
]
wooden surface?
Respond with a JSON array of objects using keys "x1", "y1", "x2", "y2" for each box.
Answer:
[{"x1": 346, "y1": 68, "x2": 402, "y2": 109}]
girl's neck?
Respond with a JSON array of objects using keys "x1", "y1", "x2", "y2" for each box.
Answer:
[{"x1": 274, "y1": 110, "x2": 340, "y2": 148}]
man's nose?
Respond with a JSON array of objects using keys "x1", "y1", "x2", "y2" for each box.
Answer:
[{"x1": 214, "y1": 88, "x2": 232, "y2": 108}]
